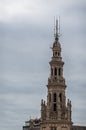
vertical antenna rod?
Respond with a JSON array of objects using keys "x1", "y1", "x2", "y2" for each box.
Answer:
[
  {"x1": 58, "y1": 16, "x2": 60, "y2": 36},
  {"x1": 56, "y1": 19, "x2": 58, "y2": 38},
  {"x1": 54, "y1": 16, "x2": 60, "y2": 41}
]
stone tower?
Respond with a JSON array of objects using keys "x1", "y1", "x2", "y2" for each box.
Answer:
[{"x1": 40, "y1": 20, "x2": 72, "y2": 130}]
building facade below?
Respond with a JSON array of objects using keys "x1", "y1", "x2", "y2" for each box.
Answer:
[{"x1": 23, "y1": 118, "x2": 86, "y2": 130}]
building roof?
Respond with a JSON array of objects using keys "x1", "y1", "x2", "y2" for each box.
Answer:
[
  {"x1": 23, "y1": 125, "x2": 86, "y2": 130},
  {"x1": 72, "y1": 125, "x2": 86, "y2": 130}
]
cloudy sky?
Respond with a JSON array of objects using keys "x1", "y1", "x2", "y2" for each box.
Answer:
[{"x1": 0, "y1": 0, "x2": 86, "y2": 130}]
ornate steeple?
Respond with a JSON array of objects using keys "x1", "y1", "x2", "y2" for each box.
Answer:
[{"x1": 41, "y1": 20, "x2": 72, "y2": 130}]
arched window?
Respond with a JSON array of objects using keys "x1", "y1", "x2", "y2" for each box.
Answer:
[
  {"x1": 55, "y1": 68, "x2": 57, "y2": 76},
  {"x1": 55, "y1": 51, "x2": 57, "y2": 56}
]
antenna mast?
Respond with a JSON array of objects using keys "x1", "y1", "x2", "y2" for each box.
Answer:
[
  {"x1": 58, "y1": 16, "x2": 60, "y2": 36},
  {"x1": 56, "y1": 19, "x2": 58, "y2": 38},
  {"x1": 54, "y1": 16, "x2": 60, "y2": 41}
]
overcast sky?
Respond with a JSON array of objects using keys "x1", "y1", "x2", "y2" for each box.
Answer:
[{"x1": 0, "y1": 0, "x2": 86, "y2": 130}]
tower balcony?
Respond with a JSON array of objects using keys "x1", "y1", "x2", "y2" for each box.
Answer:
[{"x1": 48, "y1": 77, "x2": 66, "y2": 87}]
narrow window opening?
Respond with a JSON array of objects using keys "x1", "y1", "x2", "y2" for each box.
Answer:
[
  {"x1": 53, "y1": 103, "x2": 57, "y2": 112},
  {"x1": 53, "y1": 93, "x2": 57, "y2": 112},
  {"x1": 55, "y1": 51, "x2": 57, "y2": 56},
  {"x1": 51, "y1": 127, "x2": 57, "y2": 130},
  {"x1": 53, "y1": 93, "x2": 57, "y2": 102},
  {"x1": 51, "y1": 68, "x2": 53, "y2": 76},
  {"x1": 59, "y1": 93, "x2": 62, "y2": 102},
  {"x1": 58, "y1": 68, "x2": 61, "y2": 76},
  {"x1": 55, "y1": 68, "x2": 57, "y2": 76}
]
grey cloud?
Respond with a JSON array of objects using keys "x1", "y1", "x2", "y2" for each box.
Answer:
[{"x1": 0, "y1": 0, "x2": 86, "y2": 130}]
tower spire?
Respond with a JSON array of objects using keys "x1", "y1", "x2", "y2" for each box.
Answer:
[
  {"x1": 54, "y1": 18, "x2": 59, "y2": 41},
  {"x1": 53, "y1": 18, "x2": 61, "y2": 48}
]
